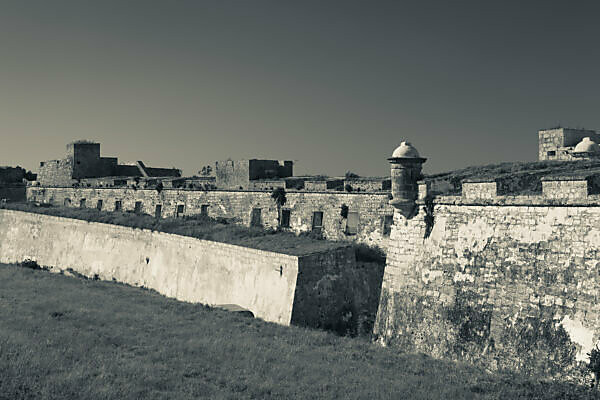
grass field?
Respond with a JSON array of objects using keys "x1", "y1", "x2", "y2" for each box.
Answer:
[{"x1": 1, "y1": 264, "x2": 597, "y2": 400}]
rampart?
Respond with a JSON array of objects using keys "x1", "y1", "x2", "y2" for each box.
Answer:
[
  {"x1": 0, "y1": 209, "x2": 356, "y2": 327},
  {"x1": 26, "y1": 187, "x2": 395, "y2": 249},
  {"x1": 375, "y1": 178, "x2": 600, "y2": 375}
]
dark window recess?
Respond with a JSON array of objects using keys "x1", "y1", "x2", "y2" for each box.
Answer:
[
  {"x1": 312, "y1": 211, "x2": 323, "y2": 233},
  {"x1": 346, "y1": 211, "x2": 359, "y2": 235},
  {"x1": 96, "y1": 199, "x2": 103, "y2": 211},
  {"x1": 250, "y1": 208, "x2": 262, "y2": 227},
  {"x1": 201, "y1": 204, "x2": 209, "y2": 216},
  {"x1": 155, "y1": 204, "x2": 162, "y2": 219},
  {"x1": 114, "y1": 200, "x2": 122, "y2": 211},
  {"x1": 382, "y1": 215, "x2": 393, "y2": 236},
  {"x1": 176, "y1": 204, "x2": 185, "y2": 218},
  {"x1": 79, "y1": 198, "x2": 86, "y2": 208},
  {"x1": 547, "y1": 151, "x2": 556, "y2": 156},
  {"x1": 64, "y1": 198, "x2": 71, "y2": 207},
  {"x1": 280, "y1": 209, "x2": 291, "y2": 228},
  {"x1": 134, "y1": 201, "x2": 143, "y2": 214}
]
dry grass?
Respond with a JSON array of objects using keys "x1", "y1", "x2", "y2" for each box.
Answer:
[{"x1": 1, "y1": 264, "x2": 597, "y2": 400}]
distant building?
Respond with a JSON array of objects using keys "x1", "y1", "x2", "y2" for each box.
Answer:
[
  {"x1": 538, "y1": 128, "x2": 600, "y2": 161},
  {"x1": 37, "y1": 141, "x2": 181, "y2": 186},
  {"x1": 215, "y1": 159, "x2": 293, "y2": 189}
]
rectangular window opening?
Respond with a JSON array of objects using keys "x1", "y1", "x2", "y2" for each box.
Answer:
[
  {"x1": 134, "y1": 201, "x2": 143, "y2": 214},
  {"x1": 547, "y1": 150, "x2": 556, "y2": 157},
  {"x1": 201, "y1": 204, "x2": 209, "y2": 216},
  {"x1": 312, "y1": 211, "x2": 323, "y2": 233},
  {"x1": 114, "y1": 200, "x2": 122, "y2": 211},
  {"x1": 79, "y1": 198, "x2": 86, "y2": 208},
  {"x1": 346, "y1": 211, "x2": 359, "y2": 235},
  {"x1": 155, "y1": 204, "x2": 162, "y2": 219},
  {"x1": 96, "y1": 199, "x2": 103, "y2": 211},
  {"x1": 176, "y1": 204, "x2": 185, "y2": 218},
  {"x1": 280, "y1": 209, "x2": 291, "y2": 228},
  {"x1": 250, "y1": 208, "x2": 262, "y2": 227},
  {"x1": 382, "y1": 215, "x2": 393, "y2": 237}
]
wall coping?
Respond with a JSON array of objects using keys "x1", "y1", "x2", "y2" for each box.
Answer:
[
  {"x1": 420, "y1": 195, "x2": 600, "y2": 207},
  {"x1": 0, "y1": 208, "x2": 353, "y2": 258},
  {"x1": 28, "y1": 186, "x2": 392, "y2": 196}
]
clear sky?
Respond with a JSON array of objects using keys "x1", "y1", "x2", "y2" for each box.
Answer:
[{"x1": 1, "y1": 1, "x2": 599, "y2": 176}]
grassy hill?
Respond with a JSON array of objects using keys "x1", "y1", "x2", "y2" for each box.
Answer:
[
  {"x1": 1, "y1": 263, "x2": 597, "y2": 400},
  {"x1": 426, "y1": 159, "x2": 600, "y2": 196}
]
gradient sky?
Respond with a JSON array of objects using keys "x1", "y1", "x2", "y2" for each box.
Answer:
[{"x1": 1, "y1": 1, "x2": 599, "y2": 177}]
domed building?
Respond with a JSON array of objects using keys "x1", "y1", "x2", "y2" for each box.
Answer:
[
  {"x1": 538, "y1": 127, "x2": 600, "y2": 161},
  {"x1": 572, "y1": 137, "x2": 600, "y2": 159}
]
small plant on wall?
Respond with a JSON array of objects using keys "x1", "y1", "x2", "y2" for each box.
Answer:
[
  {"x1": 588, "y1": 344, "x2": 600, "y2": 388},
  {"x1": 340, "y1": 204, "x2": 348, "y2": 219},
  {"x1": 271, "y1": 187, "x2": 287, "y2": 226}
]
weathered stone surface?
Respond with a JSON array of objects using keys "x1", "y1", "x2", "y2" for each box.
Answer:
[
  {"x1": 27, "y1": 187, "x2": 395, "y2": 250},
  {"x1": 0, "y1": 209, "x2": 358, "y2": 328},
  {"x1": 375, "y1": 201, "x2": 600, "y2": 376}
]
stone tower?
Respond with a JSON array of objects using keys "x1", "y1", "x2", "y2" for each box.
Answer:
[{"x1": 388, "y1": 142, "x2": 426, "y2": 218}]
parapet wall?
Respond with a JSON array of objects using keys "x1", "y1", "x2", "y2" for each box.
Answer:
[
  {"x1": 374, "y1": 193, "x2": 600, "y2": 375},
  {"x1": 424, "y1": 177, "x2": 600, "y2": 205},
  {"x1": 27, "y1": 187, "x2": 394, "y2": 249},
  {"x1": 0, "y1": 209, "x2": 356, "y2": 326}
]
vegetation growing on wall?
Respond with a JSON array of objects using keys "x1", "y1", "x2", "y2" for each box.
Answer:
[{"x1": 375, "y1": 289, "x2": 582, "y2": 381}]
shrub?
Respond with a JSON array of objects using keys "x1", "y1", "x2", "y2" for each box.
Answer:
[
  {"x1": 588, "y1": 344, "x2": 600, "y2": 387},
  {"x1": 19, "y1": 259, "x2": 45, "y2": 271},
  {"x1": 340, "y1": 204, "x2": 348, "y2": 219}
]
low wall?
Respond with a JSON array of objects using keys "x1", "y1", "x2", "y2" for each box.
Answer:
[
  {"x1": 0, "y1": 209, "x2": 353, "y2": 326},
  {"x1": 374, "y1": 199, "x2": 600, "y2": 376}
]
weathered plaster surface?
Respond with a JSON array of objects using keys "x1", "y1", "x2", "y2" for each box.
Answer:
[
  {"x1": 375, "y1": 200, "x2": 600, "y2": 375},
  {"x1": 0, "y1": 209, "x2": 350, "y2": 326}
]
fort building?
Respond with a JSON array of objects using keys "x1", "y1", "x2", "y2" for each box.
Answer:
[
  {"x1": 215, "y1": 159, "x2": 293, "y2": 189},
  {"x1": 16, "y1": 129, "x2": 600, "y2": 374},
  {"x1": 37, "y1": 141, "x2": 181, "y2": 187},
  {"x1": 538, "y1": 127, "x2": 600, "y2": 161}
]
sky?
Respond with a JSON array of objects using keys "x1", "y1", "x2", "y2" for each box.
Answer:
[{"x1": 1, "y1": 1, "x2": 599, "y2": 177}]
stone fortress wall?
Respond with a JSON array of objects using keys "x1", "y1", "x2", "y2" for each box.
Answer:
[
  {"x1": 17, "y1": 130, "x2": 600, "y2": 373},
  {"x1": 27, "y1": 186, "x2": 395, "y2": 250},
  {"x1": 375, "y1": 143, "x2": 600, "y2": 374},
  {"x1": 0, "y1": 208, "x2": 356, "y2": 327}
]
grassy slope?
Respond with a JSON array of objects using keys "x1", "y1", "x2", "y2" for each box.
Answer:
[
  {"x1": 0, "y1": 202, "x2": 343, "y2": 256},
  {"x1": 0, "y1": 264, "x2": 595, "y2": 400},
  {"x1": 426, "y1": 159, "x2": 600, "y2": 195}
]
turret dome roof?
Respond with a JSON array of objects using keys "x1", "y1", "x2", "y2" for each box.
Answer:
[
  {"x1": 573, "y1": 137, "x2": 600, "y2": 153},
  {"x1": 391, "y1": 142, "x2": 421, "y2": 158}
]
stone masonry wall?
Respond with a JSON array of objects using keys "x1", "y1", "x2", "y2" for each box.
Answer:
[
  {"x1": 0, "y1": 209, "x2": 358, "y2": 327},
  {"x1": 38, "y1": 159, "x2": 74, "y2": 186},
  {"x1": 375, "y1": 199, "x2": 600, "y2": 376},
  {"x1": 27, "y1": 187, "x2": 395, "y2": 250}
]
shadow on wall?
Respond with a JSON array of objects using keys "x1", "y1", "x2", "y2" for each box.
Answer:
[{"x1": 291, "y1": 244, "x2": 386, "y2": 337}]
